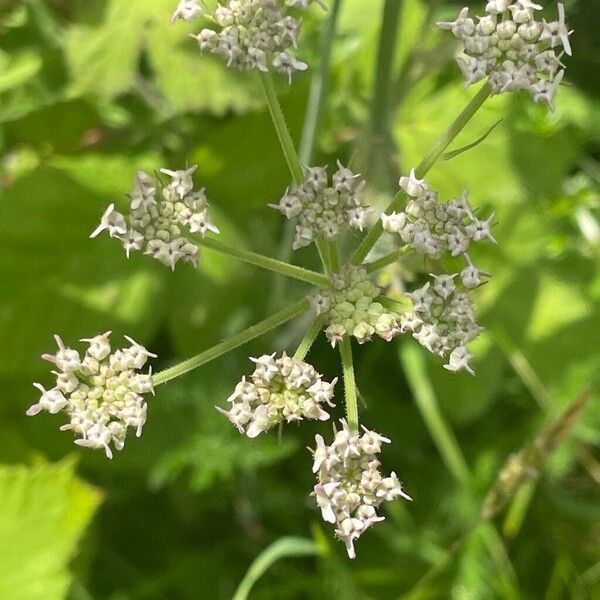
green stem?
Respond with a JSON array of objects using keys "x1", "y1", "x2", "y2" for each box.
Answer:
[
  {"x1": 260, "y1": 71, "x2": 304, "y2": 185},
  {"x1": 299, "y1": 0, "x2": 343, "y2": 165},
  {"x1": 293, "y1": 316, "x2": 324, "y2": 361},
  {"x1": 351, "y1": 82, "x2": 491, "y2": 265},
  {"x1": 399, "y1": 343, "x2": 471, "y2": 486},
  {"x1": 270, "y1": 2, "x2": 342, "y2": 310},
  {"x1": 339, "y1": 337, "x2": 359, "y2": 431},
  {"x1": 366, "y1": 247, "x2": 413, "y2": 273},
  {"x1": 198, "y1": 237, "x2": 329, "y2": 288},
  {"x1": 260, "y1": 71, "x2": 331, "y2": 276},
  {"x1": 152, "y1": 299, "x2": 310, "y2": 386},
  {"x1": 368, "y1": 0, "x2": 402, "y2": 167},
  {"x1": 327, "y1": 239, "x2": 340, "y2": 272},
  {"x1": 379, "y1": 295, "x2": 411, "y2": 313}
]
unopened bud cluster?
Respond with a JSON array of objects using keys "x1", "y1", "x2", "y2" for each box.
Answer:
[
  {"x1": 309, "y1": 267, "x2": 402, "y2": 346},
  {"x1": 218, "y1": 353, "x2": 337, "y2": 438},
  {"x1": 438, "y1": 2, "x2": 572, "y2": 110},
  {"x1": 382, "y1": 169, "x2": 496, "y2": 268},
  {"x1": 311, "y1": 420, "x2": 411, "y2": 559},
  {"x1": 183, "y1": 0, "x2": 326, "y2": 82},
  {"x1": 401, "y1": 277, "x2": 482, "y2": 375},
  {"x1": 271, "y1": 162, "x2": 372, "y2": 250},
  {"x1": 26, "y1": 333, "x2": 155, "y2": 459},
  {"x1": 91, "y1": 166, "x2": 219, "y2": 271}
]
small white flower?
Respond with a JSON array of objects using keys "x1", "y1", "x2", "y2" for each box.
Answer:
[
  {"x1": 399, "y1": 168, "x2": 427, "y2": 198},
  {"x1": 444, "y1": 346, "x2": 475, "y2": 376},
  {"x1": 531, "y1": 70, "x2": 564, "y2": 111},
  {"x1": 160, "y1": 165, "x2": 197, "y2": 199},
  {"x1": 171, "y1": 0, "x2": 203, "y2": 24},
  {"x1": 460, "y1": 260, "x2": 490, "y2": 289},
  {"x1": 437, "y1": 7, "x2": 475, "y2": 37},
  {"x1": 80, "y1": 331, "x2": 112, "y2": 361},
  {"x1": 273, "y1": 51, "x2": 308, "y2": 84},
  {"x1": 431, "y1": 273, "x2": 457, "y2": 300},
  {"x1": 540, "y1": 3, "x2": 572, "y2": 56},
  {"x1": 485, "y1": 0, "x2": 510, "y2": 15},
  {"x1": 381, "y1": 211, "x2": 406, "y2": 234},
  {"x1": 508, "y1": 1, "x2": 542, "y2": 25},
  {"x1": 42, "y1": 335, "x2": 82, "y2": 373},
  {"x1": 90, "y1": 204, "x2": 127, "y2": 239},
  {"x1": 27, "y1": 384, "x2": 69, "y2": 416},
  {"x1": 191, "y1": 29, "x2": 218, "y2": 51},
  {"x1": 467, "y1": 213, "x2": 497, "y2": 243}
]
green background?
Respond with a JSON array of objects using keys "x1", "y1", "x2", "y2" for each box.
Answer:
[{"x1": 1, "y1": 0, "x2": 599, "y2": 598}]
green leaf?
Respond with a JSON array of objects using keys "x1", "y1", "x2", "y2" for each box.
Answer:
[
  {"x1": 232, "y1": 537, "x2": 319, "y2": 600},
  {"x1": 65, "y1": 0, "x2": 259, "y2": 114},
  {"x1": 0, "y1": 458, "x2": 101, "y2": 600}
]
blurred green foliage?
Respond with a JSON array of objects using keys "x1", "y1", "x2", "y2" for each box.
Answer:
[{"x1": 1, "y1": 0, "x2": 599, "y2": 598}]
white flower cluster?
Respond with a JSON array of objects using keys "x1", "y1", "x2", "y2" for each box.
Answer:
[
  {"x1": 311, "y1": 420, "x2": 411, "y2": 558},
  {"x1": 271, "y1": 162, "x2": 372, "y2": 250},
  {"x1": 382, "y1": 169, "x2": 496, "y2": 269},
  {"x1": 438, "y1": 2, "x2": 572, "y2": 110},
  {"x1": 217, "y1": 353, "x2": 337, "y2": 438},
  {"x1": 26, "y1": 333, "x2": 155, "y2": 459},
  {"x1": 184, "y1": 0, "x2": 326, "y2": 82},
  {"x1": 401, "y1": 277, "x2": 483, "y2": 375},
  {"x1": 91, "y1": 166, "x2": 219, "y2": 271},
  {"x1": 309, "y1": 267, "x2": 402, "y2": 347}
]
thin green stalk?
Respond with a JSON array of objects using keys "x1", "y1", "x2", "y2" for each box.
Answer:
[
  {"x1": 368, "y1": 0, "x2": 402, "y2": 167},
  {"x1": 366, "y1": 247, "x2": 413, "y2": 273},
  {"x1": 260, "y1": 71, "x2": 304, "y2": 185},
  {"x1": 152, "y1": 299, "x2": 310, "y2": 386},
  {"x1": 327, "y1": 239, "x2": 340, "y2": 272},
  {"x1": 270, "y1": 1, "x2": 343, "y2": 310},
  {"x1": 399, "y1": 343, "x2": 471, "y2": 486},
  {"x1": 299, "y1": 0, "x2": 343, "y2": 164},
  {"x1": 493, "y1": 324, "x2": 550, "y2": 409},
  {"x1": 293, "y1": 316, "x2": 325, "y2": 361},
  {"x1": 351, "y1": 82, "x2": 491, "y2": 265},
  {"x1": 232, "y1": 537, "x2": 319, "y2": 600},
  {"x1": 260, "y1": 71, "x2": 331, "y2": 276},
  {"x1": 198, "y1": 236, "x2": 329, "y2": 288},
  {"x1": 379, "y1": 295, "x2": 411, "y2": 313},
  {"x1": 339, "y1": 337, "x2": 359, "y2": 431}
]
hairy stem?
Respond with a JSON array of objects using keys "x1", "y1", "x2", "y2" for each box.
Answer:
[
  {"x1": 260, "y1": 71, "x2": 331, "y2": 273},
  {"x1": 399, "y1": 343, "x2": 471, "y2": 485},
  {"x1": 260, "y1": 71, "x2": 304, "y2": 185},
  {"x1": 153, "y1": 299, "x2": 310, "y2": 386},
  {"x1": 351, "y1": 82, "x2": 491, "y2": 265},
  {"x1": 293, "y1": 316, "x2": 325, "y2": 361},
  {"x1": 339, "y1": 337, "x2": 359, "y2": 431},
  {"x1": 368, "y1": 0, "x2": 402, "y2": 185},
  {"x1": 299, "y1": 0, "x2": 343, "y2": 165},
  {"x1": 198, "y1": 237, "x2": 329, "y2": 288},
  {"x1": 366, "y1": 247, "x2": 413, "y2": 273}
]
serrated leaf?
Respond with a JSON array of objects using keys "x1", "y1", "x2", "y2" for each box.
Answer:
[
  {"x1": 64, "y1": 0, "x2": 259, "y2": 114},
  {"x1": 0, "y1": 458, "x2": 101, "y2": 600}
]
